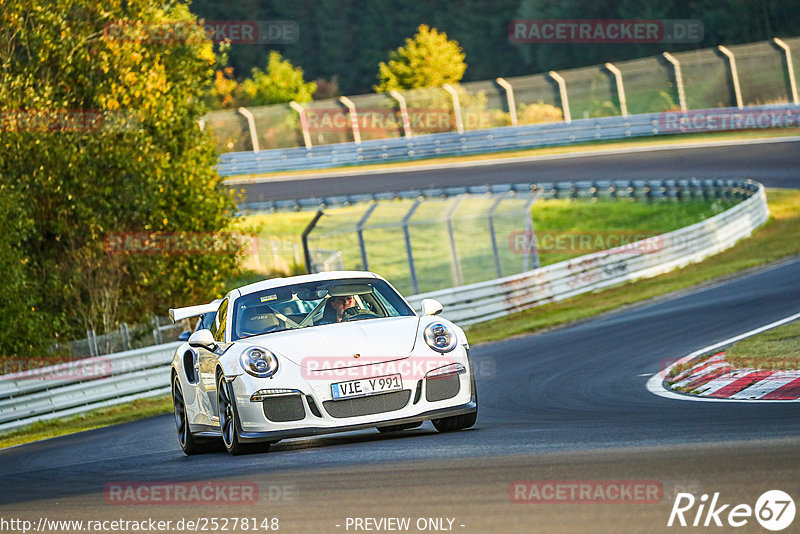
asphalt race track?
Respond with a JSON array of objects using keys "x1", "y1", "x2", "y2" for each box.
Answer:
[
  {"x1": 239, "y1": 137, "x2": 800, "y2": 202},
  {"x1": 2, "y1": 140, "x2": 800, "y2": 533}
]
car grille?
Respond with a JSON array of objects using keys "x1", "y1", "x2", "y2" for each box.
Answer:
[
  {"x1": 323, "y1": 390, "x2": 411, "y2": 419},
  {"x1": 425, "y1": 373, "x2": 460, "y2": 402},
  {"x1": 261, "y1": 394, "x2": 306, "y2": 422}
]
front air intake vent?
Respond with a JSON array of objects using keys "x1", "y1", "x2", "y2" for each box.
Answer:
[{"x1": 323, "y1": 390, "x2": 411, "y2": 419}]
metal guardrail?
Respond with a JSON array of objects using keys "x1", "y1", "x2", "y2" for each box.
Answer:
[
  {"x1": 0, "y1": 179, "x2": 768, "y2": 432},
  {"x1": 218, "y1": 104, "x2": 800, "y2": 177},
  {"x1": 0, "y1": 343, "x2": 180, "y2": 431}
]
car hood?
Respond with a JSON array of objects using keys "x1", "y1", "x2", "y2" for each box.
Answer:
[{"x1": 241, "y1": 316, "x2": 421, "y2": 369}]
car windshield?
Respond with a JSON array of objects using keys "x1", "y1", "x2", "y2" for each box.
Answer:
[{"x1": 231, "y1": 278, "x2": 415, "y2": 340}]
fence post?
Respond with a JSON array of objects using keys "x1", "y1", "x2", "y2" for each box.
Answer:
[
  {"x1": 402, "y1": 199, "x2": 423, "y2": 294},
  {"x1": 717, "y1": 46, "x2": 743, "y2": 109},
  {"x1": 523, "y1": 191, "x2": 540, "y2": 271},
  {"x1": 289, "y1": 101, "x2": 313, "y2": 149},
  {"x1": 548, "y1": 71, "x2": 571, "y2": 123},
  {"x1": 356, "y1": 202, "x2": 379, "y2": 271},
  {"x1": 446, "y1": 196, "x2": 465, "y2": 286},
  {"x1": 237, "y1": 107, "x2": 260, "y2": 153},
  {"x1": 301, "y1": 210, "x2": 324, "y2": 273},
  {"x1": 389, "y1": 90, "x2": 413, "y2": 137},
  {"x1": 120, "y1": 323, "x2": 131, "y2": 350},
  {"x1": 496, "y1": 78, "x2": 518, "y2": 126},
  {"x1": 773, "y1": 38, "x2": 799, "y2": 105},
  {"x1": 604, "y1": 62, "x2": 629, "y2": 117},
  {"x1": 662, "y1": 52, "x2": 688, "y2": 112},
  {"x1": 487, "y1": 196, "x2": 505, "y2": 278},
  {"x1": 339, "y1": 96, "x2": 362, "y2": 144},
  {"x1": 151, "y1": 317, "x2": 162, "y2": 345},
  {"x1": 87, "y1": 329, "x2": 98, "y2": 358},
  {"x1": 442, "y1": 84, "x2": 464, "y2": 134}
]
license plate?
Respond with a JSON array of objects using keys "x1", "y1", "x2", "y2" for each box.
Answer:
[{"x1": 330, "y1": 374, "x2": 402, "y2": 400}]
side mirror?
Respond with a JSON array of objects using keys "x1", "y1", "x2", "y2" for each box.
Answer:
[
  {"x1": 188, "y1": 329, "x2": 217, "y2": 351},
  {"x1": 177, "y1": 330, "x2": 191, "y2": 342},
  {"x1": 421, "y1": 298, "x2": 443, "y2": 316}
]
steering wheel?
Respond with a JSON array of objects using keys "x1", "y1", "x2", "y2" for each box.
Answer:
[{"x1": 342, "y1": 309, "x2": 380, "y2": 321}]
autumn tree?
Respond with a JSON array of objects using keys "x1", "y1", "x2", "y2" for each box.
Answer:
[
  {"x1": 0, "y1": 0, "x2": 240, "y2": 355},
  {"x1": 375, "y1": 24, "x2": 467, "y2": 92}
]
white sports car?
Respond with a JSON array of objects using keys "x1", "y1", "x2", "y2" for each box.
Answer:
[{"x1": 169, "y1": 271, "x2": 478, "y2": 455}]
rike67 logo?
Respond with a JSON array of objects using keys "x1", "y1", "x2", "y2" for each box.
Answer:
[{"x1": 668, "y1": 490, "x2": 795, "y2": 531}]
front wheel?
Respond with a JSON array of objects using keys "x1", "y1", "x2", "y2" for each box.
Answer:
[
  {"x1": 432, "y1": 410, "x2": 477, "y2": 432},
  {"x1": 173, "y1": 375, "x2": 218, "y2": 455},
  {"x1": 217, "y1": 373, "x2": 270, "y2": 455}
]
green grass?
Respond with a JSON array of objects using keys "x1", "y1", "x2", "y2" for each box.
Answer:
[
  {"x1": 0, "y1": 395, "x2": 172, "y2": 449},
  {"x1": 726, "y1": 318, "x2": 800, "y2": 371},
  {"x1": 466, "y1": 189, "x2": 800, "y2": 345}
]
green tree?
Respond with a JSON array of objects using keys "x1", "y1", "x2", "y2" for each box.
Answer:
[
  {"x1": 0, "y1": 0, "x2": 240, "y2": 356},
  {"x1": 375, "y1": 24, "x2": 467, "y2": 92},
  {"x1": 237, "y1": 51, "x2": 317, "y2": 106}
]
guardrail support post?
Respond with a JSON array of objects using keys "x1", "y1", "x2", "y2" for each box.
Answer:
[
  {"x1": 662, "y1": 52, "x2": 688, "y2": 112},
  {"x1": 389, "y1": 90, "x2": 413, "y2": 137},
  {"x1": 339, "y1": 96, "x2": 362, "y2": 144},
  {"x1": 356, "y1": 202, "x2": 379, "y2": 271},
  {"x1": 773, "y1": 38, "x2": 799, "y2": 105},
  {"x1": 548, "y1": 71, "x2": 571, "y2": 123},
  {"x1": 237, "y1": 107, "x2": 260, "y2": 153},
  {"x1": 197, "y1": 118, "x2": 205, "y2": 131},
  {"x1": 496, "y1": 78, "x2": 518, "y2": 126},
  {"x1": 442, "y1": 84, "x2": 464, "y2": 134},
  {"x1": 402, "y1": 199, "x2": 423, "y2": 294},
  {"x1": 487, "y1": 196, "x2": 505, "y2": 278},
  {"x1": 301, "y1": 210, "x2": 324, "y2": 273},
  {"x1": 289, "y1": 101, "x2": 313, "y2": 149},
  {"x1": 717, "y1": 46, "x2": 743, "y2": 109},
  {"x1": 446, "y1": 196, "x2": 465, "y2": 286},
  {"x1": 604, "y1": 62, "x2": 629, "y2": 117}
]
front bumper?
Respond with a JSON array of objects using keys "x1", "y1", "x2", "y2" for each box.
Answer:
[{"x1": 196, "y1": 346, "x2": 477, "y2": 442}]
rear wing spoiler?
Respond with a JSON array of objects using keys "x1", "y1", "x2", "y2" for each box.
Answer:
[{"x1": 169, "y1": 300, "x2": 221, "y2": 324}]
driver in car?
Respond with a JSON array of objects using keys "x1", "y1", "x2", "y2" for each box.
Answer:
[{"x1": 329, "y1": 295, "x2": 357, "y2": 322}]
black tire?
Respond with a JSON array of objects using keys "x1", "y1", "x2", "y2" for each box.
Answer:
[
  {"x1": 217, "y1": 373, "x2": 270, "y2": 456},
  {"x1": 432, "y1": 410, "x2": 477, "y2": 432},
  {"x1": 172, "y1": 375, "x2": 219, "y2": 455},
  {"x1": 377, "y1": 422, "x2": 423, "y2": 433}
]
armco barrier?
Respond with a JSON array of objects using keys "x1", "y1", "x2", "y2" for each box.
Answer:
[
  {"x1": 217, "y1": 104, "x2": 800, "y2": 176},
  {"x1": 0, "y1": 342, "x2": 180, "y2": 432},
  {"x1": 0, "y1": 179, "x2": 768, "y2": 432}
]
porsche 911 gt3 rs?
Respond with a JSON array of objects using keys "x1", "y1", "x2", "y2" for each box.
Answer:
[{"x1": 169, "y1": 271, "x2": 478, "y2": 455}]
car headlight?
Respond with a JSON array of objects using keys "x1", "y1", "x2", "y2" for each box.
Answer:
[
  {"x1": 423, "y1": 322, "x2": 458, "y2": 353},
  {"x1": 239, "y1": 347, "x2": 279, "y2": 378}
]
